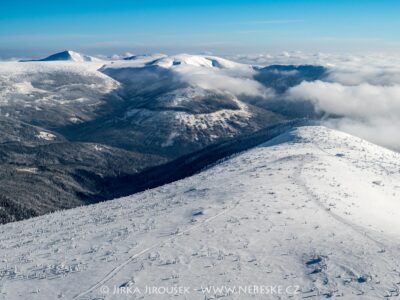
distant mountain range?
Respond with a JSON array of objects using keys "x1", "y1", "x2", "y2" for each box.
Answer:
[{"x1": 0, "y1": 51, "x2": 327, "y2": 223}]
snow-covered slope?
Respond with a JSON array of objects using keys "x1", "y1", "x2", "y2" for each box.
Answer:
[
  {"x1": 0, "y1": 59, "x2": 119, "y2": 127},
  {"x1": 1, "y1": 126, "x2": 399, "y2": 299}
]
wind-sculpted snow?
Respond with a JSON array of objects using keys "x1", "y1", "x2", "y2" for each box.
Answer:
[{"x1": 1, "y1": 126, "x2": 399, "y2": 299}]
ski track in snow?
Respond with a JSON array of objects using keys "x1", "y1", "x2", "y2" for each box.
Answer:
[{"x1": 1, "y1": 125, "x2": 400, "y2": 299}]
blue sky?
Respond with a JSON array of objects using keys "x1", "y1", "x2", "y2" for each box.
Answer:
[{"x1": 1, "y1": 0, "x2": 400, "y2": 58}]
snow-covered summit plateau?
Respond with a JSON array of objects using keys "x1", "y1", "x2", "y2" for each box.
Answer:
[{"x1": 1, "y1": 125, "x2": 399, "y2": 299}]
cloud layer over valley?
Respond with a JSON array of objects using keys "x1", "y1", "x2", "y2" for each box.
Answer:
[{"x1": 231, "y1": 52, "x2": 400, "y2": 151}]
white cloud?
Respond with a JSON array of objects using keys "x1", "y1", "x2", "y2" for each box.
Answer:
[
  {"x1": 288, "y1": 81, "x2": 400, "y2": 119},
  {"x1": 175, "y1": 64, "x2": 272, "y2": 98},
  {"x1": 282, "y1": 54, "x2": 400, "y2": 151},
  {"x1": 325, "y1": 117, "x2": 400, "y2": 151}
]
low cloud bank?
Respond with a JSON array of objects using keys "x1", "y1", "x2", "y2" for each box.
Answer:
[
  {"x1": 325, "y1": 117, "x2": 400, "y2": 151},
  {"x1": 233, "y1": 52, "x2": 400, "y2": 151},
  {"x1": 288, "y1": 81, "x2": 400, "y2": 120}
]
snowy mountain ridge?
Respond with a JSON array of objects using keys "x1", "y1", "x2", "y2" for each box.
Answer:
[
  {"x1": 106, "y1": 53, "x2": 252, "y2": 71},
  {"x1": 1, "y1": 125, "x2": 399, "y2": 299}
]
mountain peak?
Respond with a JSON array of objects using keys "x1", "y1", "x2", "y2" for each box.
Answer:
[{"x1": 21, "y1": 50, "x2": 100, "y2": 62}]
